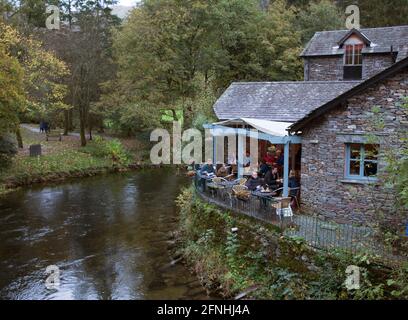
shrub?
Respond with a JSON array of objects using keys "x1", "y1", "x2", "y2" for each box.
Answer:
[
  {"x1": 0, "y1": 135, "x2": 17, "y2": 170},
  {"x1": 82, "y1": 136, "x2": 131, "y2": 166}
]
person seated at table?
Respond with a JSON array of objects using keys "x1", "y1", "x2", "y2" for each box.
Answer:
[
  {"x1": 264, "y1": 165, "x2": 280, "y2": 191},
  {"x1": 243, "y1": 151, "x2": 251, "y2": 167},
  {"x1": 259, "y1": 160, "x2": 269, "y2": 177},
  {"x1": 288, "y1": 170, "x2": 300, "y2": 208},
  {"x1": 200, "y1": 159, "x2": 215, "y2": 176},
  {"x1": 245, "y1": 171, "x2": 262, "y2": 191},
  {"x1": 288, "y1": 170, "x2": 299, "y2": 196},
  {"x1": 217, "y1": 163, "x2": 229, "y2": 178}
]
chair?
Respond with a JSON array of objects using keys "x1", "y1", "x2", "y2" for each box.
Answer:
[
  {"x1": 289, "y1": 187, "x2": 301, "y2": 210},
  {"x1": 207, "y1": 177, "x2": 228, "y2": 197},
  {"x1": 272, "y1": 197, "x2": 293, "y2": 221},
  {"x1": 269, "y1": 187, "x2": 300, "y2": 210},
  {"x1": 212, "y1": 177, "x2": 228, "y2": 190},
  {"x1": 232, "y1": 185, "x2": 250, "y2": 202},
  {"x1": 235, "y1": 178, "x2": 247, "y2": 186}
]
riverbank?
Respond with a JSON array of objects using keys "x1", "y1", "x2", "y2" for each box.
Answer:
[
  {"x1": 175, "y1": 187, "x2": 408, "y2": 300},
  {"x1": 0, "y1": 126, "x2": 153, "y2": 196}
]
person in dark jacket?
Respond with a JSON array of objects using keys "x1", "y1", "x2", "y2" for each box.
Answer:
[
  {"x1": 264, "y1": 166, "x2": 280, "y2": 190},
  {"x1": 200, "y1": 159, "x2": 215, "y2": 176},
  {"x1": 245, "y1": 171, "x2": 262, "y2": 191},
  {"x1": 217, "y1": 164, "x2": 229, "y2": 178},
  {"x1": 288, "y1": 170, "x2": 300, "y2": 197},
  {"x1": 259, "y1": 160, "x2": 269, "y2": 177}
]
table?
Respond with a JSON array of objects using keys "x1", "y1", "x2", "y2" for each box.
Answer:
[
  {"x1": 251, "y1": 191, "x2": 278, "y2": 209},
  {"x1": 218, "y1": 181, "x2": 238, "y2": 188}
]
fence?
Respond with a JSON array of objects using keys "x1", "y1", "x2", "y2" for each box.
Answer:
[{"x1": 193, "y1": 174, "x2": 407, "y2": 264}]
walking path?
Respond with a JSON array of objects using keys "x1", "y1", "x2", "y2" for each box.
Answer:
[{"x1": 21, "y1": 124, "x2": 80, "y2": 137}]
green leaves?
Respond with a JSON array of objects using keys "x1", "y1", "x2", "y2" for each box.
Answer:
[
  {"x1": 0, "y1": 42, "x2": 24, "y2": 135},
  {"x1": 106, "y1": 0, "x2": 304, "y2": 129}
]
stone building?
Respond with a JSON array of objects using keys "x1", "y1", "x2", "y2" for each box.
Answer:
[
  {"x1": 210, "y1": 25, "x2": 408, "y2": 225},
  {"x1": 302, "y1": 26, "x2": 408, "y2": 81},
  {"x1": 290, "y1": 59, "x2": 408, "y2": 224}
]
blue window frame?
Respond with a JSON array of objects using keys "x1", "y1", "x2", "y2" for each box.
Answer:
[{"x1": 345, "y1": 144, "x2": 379, "y2": 181}]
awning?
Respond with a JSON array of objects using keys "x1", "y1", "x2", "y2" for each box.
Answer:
[{"x1": 213, "y1": 118, "x2": 293, "y2": 137}]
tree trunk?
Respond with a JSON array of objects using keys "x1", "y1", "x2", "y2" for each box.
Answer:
[
  {"x1": 16, "y1": 126, "x2": 23, "y2": 149},
  {"x1": 63, "y1": 110, "x2": 69, "y2": 135},
  {"x1": 79, "y1": 108, "x2": 87, "y2": 147},
  {"x1": 89, "y1": 125, "x2": 92, "y2": 141},
  {"x1": 68, "y1": 109, "x2": 74, "y2": 131},
  {"x1": 171, "y1": 109, "x2": 178, "y2": 122}
]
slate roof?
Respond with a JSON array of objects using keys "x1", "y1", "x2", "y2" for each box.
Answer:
[
  {"x1": 289, "y1": 56, "x2": 408, "y2": 132},
  {"x1": 213, "y1": 81, "x2": 360, "y2": 122},
  {"x1": 301, "y1": 25, "x2": 408, "y2": 60}
]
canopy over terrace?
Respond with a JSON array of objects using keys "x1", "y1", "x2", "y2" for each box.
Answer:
[{"x1": 203, "y1": 118, "x2": 302, "y2": 197}]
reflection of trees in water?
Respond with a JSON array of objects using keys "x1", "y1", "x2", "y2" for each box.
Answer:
[{"x1": 0, "y1": 169, "x2": 190, "y2": 299}]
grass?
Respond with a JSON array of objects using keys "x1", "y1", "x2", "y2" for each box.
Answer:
[
  {"x1": 0, "y1": 150, "x2": 112, "y2": 182},
  {"x1": 0, "y1": 126, "x2": 129, "y2": 193}
]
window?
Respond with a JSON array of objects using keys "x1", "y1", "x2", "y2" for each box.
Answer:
[
  {"x1": 344, "y1": 44, "x2": 363, "y2": 66},
  {"x1": 343, "y1": 44, "x2": 363, "y2": 80},
  {"x1": 345, "y1": 144, "x2": 379, "y2": 180}
]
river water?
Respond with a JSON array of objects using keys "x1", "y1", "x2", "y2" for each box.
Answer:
[{"x1": 0, "y1": 169, "x2": 209, "y2": 300}]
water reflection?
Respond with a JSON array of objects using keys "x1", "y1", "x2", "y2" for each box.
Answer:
[{"x1": 0, "y1": 169, "x2": 208, "y2": 300}]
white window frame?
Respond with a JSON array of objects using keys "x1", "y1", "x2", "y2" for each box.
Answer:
[{"x1": 344, "y1": 44, "x2": 363, "y2": 66}]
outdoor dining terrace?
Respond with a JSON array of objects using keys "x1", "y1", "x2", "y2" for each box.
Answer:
[
  {"x1": 194, "y1": 172, "x2": 296, "y2": 227},
  {"x1": 192, "y1": 171, "x2": 407, "y2": 265}
]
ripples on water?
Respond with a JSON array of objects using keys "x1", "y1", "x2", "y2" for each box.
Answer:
[{"x1": 0, "y1": 169, "x2": 209, "y2": 300}]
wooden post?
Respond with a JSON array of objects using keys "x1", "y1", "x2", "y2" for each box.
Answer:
[
  {"x1": 283, "y1": 141, "x2": 290, "y2": 197},
  {"x1": 212, "y1": 134, "x2": 216, "y2": 165},
  {"x1": 237, "y1": 133, "x2": 244, "y2": 178}
]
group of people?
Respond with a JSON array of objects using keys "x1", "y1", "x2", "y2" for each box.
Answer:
[
  {"x1": 199, "y1": 150, "x2": 300, "y2": 205},
  {"x1": 199, "y1": 156, "x2": 299, "y2": 192}
]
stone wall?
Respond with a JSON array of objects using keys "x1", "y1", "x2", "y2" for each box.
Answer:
[
  {"x1": 300, "y1": 68, "x2": 408, "y2": 225},
  {"x1": 304, "y1": 56, "x2": 344, "y2": 81},
  {"x1": 363, "y1": 54, "x2": 395, "y2": 79},
  {"x1": 304, "y1": 54, "x2": 396, "y2": 81}
]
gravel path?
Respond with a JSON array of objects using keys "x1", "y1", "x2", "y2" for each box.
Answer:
[{"x1": 20, "y1": 124, "x2": 80, "y2": 137}]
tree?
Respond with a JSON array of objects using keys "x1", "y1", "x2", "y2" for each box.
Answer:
[
  {"x1": 109, "y1": 0, "x2": 219, "y2": 129},
  {"x1": 296, "y1": 0, "x2": 344, "y2": 44},
  {"x1": 67, "y1": 1, "x2": 119, "y2": 146},
  {"x1": 0, "y1": 43, "x2": 24, "y2": 136},
  {"x1": 105, "y1": 0, "x2": 303, "y2": 131},
  {"x1": 0, "y1": 22, "x2": 69, "y2": 147},
  {"x1": 337, "y1": 0, "x2": 408, "y2": 28}
]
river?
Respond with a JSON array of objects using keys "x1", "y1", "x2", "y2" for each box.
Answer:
[{"x1": 0, "y1": 169, "x2": 209, "y2": 300}]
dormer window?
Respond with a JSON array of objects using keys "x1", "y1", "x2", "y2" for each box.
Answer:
[
  {"x1": 343, "y1": 42, "x2": 364, "y2": 80},
  {"x1": 344, "y1": 44, "x2": 363, "y2": 66},
  {"x1": 338, "y1": 29, "x2": 370, "y2": 81}
]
